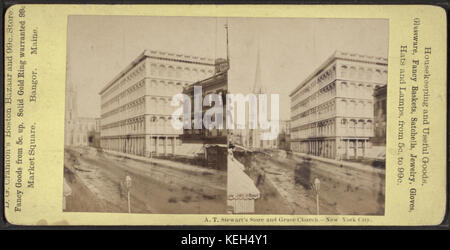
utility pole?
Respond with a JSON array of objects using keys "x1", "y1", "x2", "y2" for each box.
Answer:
[{"x1": 225, "y1": 19, "x2": 230, "y2": 70}]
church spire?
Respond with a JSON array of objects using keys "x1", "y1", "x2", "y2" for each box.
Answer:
[{"x1": 252, "y1": 41, "x2": 265, "y2": 94}]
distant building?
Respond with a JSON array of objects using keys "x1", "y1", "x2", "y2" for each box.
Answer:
[
  {"x1": 66, "y1": 117, "x2": 100, "y2": 147},
  {"x1": 88, "y1": 118, "x2": 102, "y2": 148},
  {"x1": 247, "y1": 49, "x2": 278, "y2": 150},
  {"x1": 65, "y1": 56, "x2": 100, "y2": 147},
  {"x1": 99, "y1": 50, "x2": 216, "y2": 156},
  {"x1": 277, "y1": 120, "x2": 291, "y2": 150},
  {"x1": 289, "y1": 51, "x2": 388, "y2": 160}
]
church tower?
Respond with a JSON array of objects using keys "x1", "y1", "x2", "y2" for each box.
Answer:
[{"x1": 65, "y1": 48, "x2": 78, "y2": 145}]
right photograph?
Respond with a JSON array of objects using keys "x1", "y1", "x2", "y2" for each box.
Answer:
[{"x1": 227, "y1": 18, "x2": 388, "y2": 215}]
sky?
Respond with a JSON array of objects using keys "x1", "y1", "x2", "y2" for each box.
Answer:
[{"x1": 67, "y1": 16, "x2": 388, "y2": 120}]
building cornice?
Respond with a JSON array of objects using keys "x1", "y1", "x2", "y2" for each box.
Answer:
[
  {"x1": 289, "y1": 51, "x2": 388, "y2": 97},
  {"x1": 99, "y1": 50, "x2": 215, "y2": 95}
]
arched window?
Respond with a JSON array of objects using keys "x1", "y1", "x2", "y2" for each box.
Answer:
[
  {"x1": 349, "y1": 82, "x2": 356, "y2": 97},
  {"x1": 375, "y1": 69, "x2": 382, "y2": 81},
  {"x1": 340, "y1": 65, "x2": 348, "y2": 78},
  {"x1": 184, "y1": 68, "x2": 191, "y2": 79},
  {"x1": 358, "y1": 83, "x2": 364, "y2": 97},
  {"x1": 341, "y1": 81, "x2": 348, "y2": 97},
  {"x1": 366, "y1": 120, "x2": 373, "y2": 136},
  {"x1": 349, "y1": 100, "x2": 356, "y2": 112},
  {"x1": 358, "y1": 100, "x2": 365, "y2": 116},
  {"x1": 158, "y1": 65, "x2": 166, "y2": 77},
  {"x1": 366, "y1": 69, "x2": 373, "y2": 80},
  {"x1": 367, "y1": 100, "x2": 373, "y2": 115},
  {"x1": 192, "y1": 69, "x2": 199, "y2": 81},
  {"x1": 350, "y1": 66, "x2": 357, "y2": 78},
  {"x1": 349, "y1": 119, "x2": 357, "y2": 134},
  {"x1": 358, "y1": 67, "x2": 365, "y2": 79},
  {"x1": 176, "y1": 67, "x2": 182, "y2": 78},
  {"x1": 158, "y1": 117, "x2": 165, "y2": 134},
  {"x1": 200, "y1": 69, "x2": 206, "y2": 79},
  {"x1": 168, "y1": 66, "x2": 175, "y2": 78}
]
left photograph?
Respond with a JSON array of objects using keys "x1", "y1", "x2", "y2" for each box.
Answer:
[{"x1": 63, "y1": 16, "x2": 228, "y2": 214}]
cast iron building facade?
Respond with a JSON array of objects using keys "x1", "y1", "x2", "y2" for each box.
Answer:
[
  {"x1": 372, "y1": 85, "x2": 387, "y2": 146},
  {"x1": 99, "y1": 50, "x2": 215, "y2": 156},
  {"x1": 289, "y1": 51, "x2": 388, "y2": 160}
]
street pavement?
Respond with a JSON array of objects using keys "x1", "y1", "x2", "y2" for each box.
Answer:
[
  {"x1": 64, "y1": 146, "x2": 227, "y2": 214},
  {"x1": 236, "y1": 150, "x2": 385, "y2": 215}
]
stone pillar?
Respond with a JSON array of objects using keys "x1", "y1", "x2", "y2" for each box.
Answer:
[
  {"x1": 164, "y1": 137, "x2": 168, "y2": 155},
  {"x1": 172, "y1": 137, "x2": 176, "y2": 155},
  {"x1": 345, "y1": 139, "x2": 349, "y2": 160},
  {"x1": 145, "y1": 135, "x2": 151, "y2": 157},
  {"x1": 355, "y1": 139, "x2": 359, "y2": 158},
  {"x1": 363, "y1": 139, "x2": 367, "y2": 158}
]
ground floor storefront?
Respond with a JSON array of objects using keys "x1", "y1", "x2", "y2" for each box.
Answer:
[
  {"x1": 290, "y1": 137, "x2": 372, "y2": 160},
  {"x1": 100, "y1": 135, "x2": 181, "y2": 157}
]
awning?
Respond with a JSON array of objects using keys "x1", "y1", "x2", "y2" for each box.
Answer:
[{"x1": 227, "y1": 155, "x2": 260, "y2": 200}]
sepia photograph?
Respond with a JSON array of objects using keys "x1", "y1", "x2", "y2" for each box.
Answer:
[
  {"x1": 226, "y1": 18, "x2": 388, "y2": 215},
  {"x1": 63, "y1": 16, "x2": 229, "y2": 214},
  {"x1": 63, "y1": 15, "x2": 387, "y2": 215}
]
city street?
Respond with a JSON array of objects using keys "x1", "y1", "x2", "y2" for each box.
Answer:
[
  {"x1": 235, "y1": 150, "x2": 385, "y2": 215},
  {"x1": 64, "y1": 147, "x2": 227, "y2": 214}
]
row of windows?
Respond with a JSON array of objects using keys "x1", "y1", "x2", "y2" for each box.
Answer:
[
  {"x1": 102, "y1": 79, "x2": 146, "y2": 111},
  {"x1": 291, "y1": 118, "x2": 373, "y2": 139},
  {"x1": 101, "y1": 97, "x2": 183, "y2": 127},
  {"x1": 291, "y1": 61, "x2": 387, "y2": 106},
  {"x1": 102, "y1": 61, "x2": 146, "y2": 101},
  {"x1": 338, "y1": 64, "x2": 387, "y2": 82},
  {"x1": 291, "y1": 97, "x2": 374, "y2": 128},
  {"x1": 291, "y1": 80, "x2": 383, "y2": 116},
  {"x1": 149, "y1": 63, "x2": 213, "y2": 82},
  {"x1": 101, "y1": 116, "x2": 183, "y2": 137},
  {"x1": 101, "y1": 117, "x2": 146, "y2": 137},
  {"x1": 291, "y1": 81, "x2": 336, "y2": 115},
  {"x1": 102, "y1": 60, "x2": 214, "y2": 102},
  {"x1": 102, "y1": 80, "x2": 190, "y2": 115},
  {"x1": 291, "y1": 64, "x2": 337, "y2": 104}
]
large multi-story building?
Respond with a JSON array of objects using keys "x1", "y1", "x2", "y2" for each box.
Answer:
[
  {"x1": 181, "y1": 58, "x2": 229, "y2": 170},
  {"x1": 289, "y1": 51, "x2": 388, "y2": 160},
  {"x1": 99, "y1": 50, "x2": 216, "y2": 156},
  {"x1": 372, "y1": 85, "x2": 387, "y2": 146},
  {"x1": 181, "y1": 58, "x2": 229, "y2": 145}
]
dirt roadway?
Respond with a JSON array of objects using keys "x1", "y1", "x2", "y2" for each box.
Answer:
[
  {"x1": 236, "y1": 151, "x2": 385, "y2": 215},
  {"x1": 64, "y1": 147, "x2": 227, "y2": 214}
]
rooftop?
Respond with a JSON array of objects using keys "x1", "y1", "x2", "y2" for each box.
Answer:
[
  {"x1": 99, "y1": 50, "x2": 215, "y2": 95},
  {"x1": 289, "y1": 51, "x2": 388, "y2": 97}
]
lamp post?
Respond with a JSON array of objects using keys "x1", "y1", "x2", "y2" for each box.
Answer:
[
  {"x1": 125, "y1": 175, "x2": 132, "y2": 213},
  {"x1": 312, "y1": 177, "x2": 321, "y2": 215}
]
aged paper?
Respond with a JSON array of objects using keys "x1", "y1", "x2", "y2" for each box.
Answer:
[{"x1": 3, "y1": 5, "x2": 447, "y2": 225}]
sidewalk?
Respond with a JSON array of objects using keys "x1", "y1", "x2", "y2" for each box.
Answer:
[
  {"x1": 100, "y1": 149, "x2": 222, "y2": 175},
  {"x1": 291, "y1": 151, "x2": 385, "y2": 175}
]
